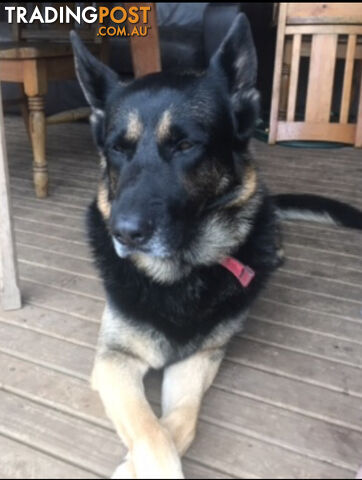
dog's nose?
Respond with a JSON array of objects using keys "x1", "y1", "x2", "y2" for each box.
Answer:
[{"x1": 112, "y1": 216, "x2": 152, "y2": 248}]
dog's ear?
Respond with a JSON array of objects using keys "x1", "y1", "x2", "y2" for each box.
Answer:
[
  {"x1": 209, "y1": 13, "x2": 257, "y2": 94},
  {"x1": 208, "y1": 14, "x2": 259, "y2": 142},
  {"x1": 70, "y1": 31, "x2": 118, "y2": 111}
]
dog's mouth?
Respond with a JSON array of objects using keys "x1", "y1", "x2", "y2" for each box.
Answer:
[{"x1": 112, "y1": 235, "x2": 173, "y2": 260}]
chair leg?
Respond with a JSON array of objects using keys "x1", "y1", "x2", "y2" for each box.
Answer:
[{"x1": 27, "y1": 95, "x2": 48, "y2": 198}]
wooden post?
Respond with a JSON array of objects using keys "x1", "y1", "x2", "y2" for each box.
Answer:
[
  {"x1": 124, "y1": 2, "x2": 161, "y2": 78},
  {"x1": 0, "y1": 85, "x2": 21, "y2": 311}
]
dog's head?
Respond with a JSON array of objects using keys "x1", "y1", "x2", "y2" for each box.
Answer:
[{"x1": 71, "y1": 14, "x2": 261, "y2": 282}]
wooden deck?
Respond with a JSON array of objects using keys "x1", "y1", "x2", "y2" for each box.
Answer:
[{"x1": 1, "y1": 115, "x2": 362, "y2": 479}]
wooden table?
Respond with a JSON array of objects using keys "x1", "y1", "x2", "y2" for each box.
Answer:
[{"x1": 0, "y1": 85, "x2": 21, "y2": 310}]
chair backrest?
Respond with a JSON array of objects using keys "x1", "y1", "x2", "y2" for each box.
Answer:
[
  {"x1": 286, "y1": 3, "x2": 362, "y2": 25},
  {"x1": 11, "y1": 2, "x2": 102, "y2": 43},
  {"x1": 269, "y1": 2, "x2": 362, "y2": 146}
]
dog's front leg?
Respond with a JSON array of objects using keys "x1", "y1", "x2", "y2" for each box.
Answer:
[
  {"x1": 92, "y1": 352, "x2": 184, "y2": 479},
  {"x1": 160, "y1": 348, "x2": 224, "y2": 456}
]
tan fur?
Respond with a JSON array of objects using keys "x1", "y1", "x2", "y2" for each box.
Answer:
[
  {"x1": 132, "y1": 252, "x2": 189, "y2": 284},
  {"x1": 216, "y1": 173, "x2": 232, "y2": 194},
  {"x1": 92, "y1": 351, "x2": 183, "y2": 479},
  {"x1": 94, "y1": 302, "x2": 247, "y2": 478},
  {"x1": 99, "y1": 154, "x2": 107, "y2": 169},
  {"x1": 161, "y1": 348, "x2": 224, "y2": 455},
  {"x1": 156, "y1": 110, "x2": 172, "y2": 142},
  {"x1": 104, "y1": 346, "x2": 225, "y2": 475},
  {"x1": 98, "y1": 304, "x2": 168, "y2": 369},
  {"x1": 125, "y1": 111, "x2": 143, "y2": 142},
  {"x1": 97, "y1": 181, "x2": 111, "y2": 220},
  {"x1": 183, "y1": 208, "x2": 253, "y2": 267},
  {"x1": 226, "y1": 165, "x2": 258, "y2": 208},
  {"x1": 92, "y1": 356, "x2": 183, "y2": 479}
]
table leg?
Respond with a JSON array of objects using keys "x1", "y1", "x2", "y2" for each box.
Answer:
[{"x1": 24, "y1": 59, "x2": 48, "y2": 198}]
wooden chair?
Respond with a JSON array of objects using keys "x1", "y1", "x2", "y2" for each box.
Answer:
[
  {"x1": 0, "y1": 83, "x2": 21, "y2": 311},
  {"x1": 269, "y1": 3, "x2": 362, "y2": 146},
  {"x1": 0, "y1": 2, "x2": 107, "y2": 198}
]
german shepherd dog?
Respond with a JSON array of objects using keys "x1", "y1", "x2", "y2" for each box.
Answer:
[{"x1": 70, "y1": 14, "x2": 362, "y2": 479}]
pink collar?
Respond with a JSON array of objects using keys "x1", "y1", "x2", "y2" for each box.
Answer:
[{"x1": 219, "y1": 257, "x2": 255, "y2": 288}]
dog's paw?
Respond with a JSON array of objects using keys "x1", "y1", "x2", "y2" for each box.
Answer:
[
  {"x1": 132, "y1": 437, "x2": 184, "y2": 479},
  {"x1": 111, "y1": 457, "x2": 136, "y2": 479}
]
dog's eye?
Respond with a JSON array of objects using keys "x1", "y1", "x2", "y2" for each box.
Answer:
[
  {"x1": 113, "y1": 145, "x2": 124, "y2": 153},
  {"x1": 176, "y1": 140, "x2": 193, "y2": 152},
  {"x1": 112, "y1": 140, "x2": 133, "y2": 154}
]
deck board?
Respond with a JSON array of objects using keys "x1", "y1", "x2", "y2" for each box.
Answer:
[
  {"x1": 1, "y1": 116, "x2": 362, "y2": 478},
  {"x1": 0, "y1": 435, "x2": 99, "y2": 479}
]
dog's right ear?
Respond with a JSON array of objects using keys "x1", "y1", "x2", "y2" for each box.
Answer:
[
  {"x1": 208, "y1": 14, "x2": 259, "y2": 145},
  {"x1": 208, "y1": 13, "x2": 257, "y2": 96},
  {"x1": 70, "y1": 31, "x2": 118, "y2": 111}
]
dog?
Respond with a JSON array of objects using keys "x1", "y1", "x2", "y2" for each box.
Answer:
[{"x1": 70, "y1": 14, "x2": 362, "y2": 479}]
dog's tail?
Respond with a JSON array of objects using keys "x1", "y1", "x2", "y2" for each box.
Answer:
[{"x1": 273, "y1": 194, "x2": 362, "y2": 230}]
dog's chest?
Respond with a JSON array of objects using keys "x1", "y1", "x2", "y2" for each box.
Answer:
[{"x1": 98, "y1": 303, "x2": 170, "y2": 369}]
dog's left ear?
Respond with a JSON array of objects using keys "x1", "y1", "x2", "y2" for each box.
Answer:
[
  {"x1": 209, "y1": 13, "x2": 259, "y2": 141},
  {"x1": 70, "y1": 30, "x2": 118, "y2": 111}
]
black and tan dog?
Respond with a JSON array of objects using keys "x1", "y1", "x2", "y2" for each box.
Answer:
[{"x1": 71, "y1": 14, "x2": 362, "y2": 479}]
